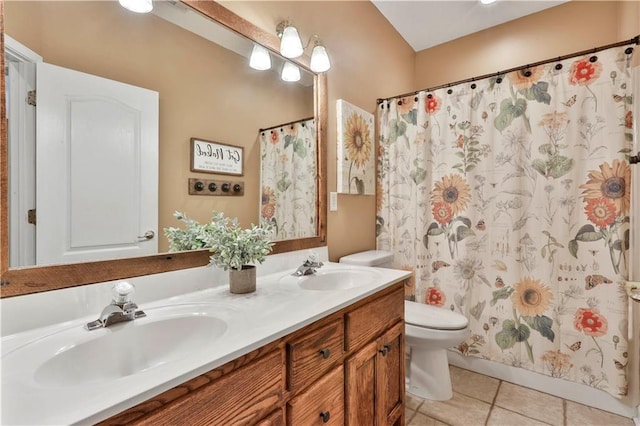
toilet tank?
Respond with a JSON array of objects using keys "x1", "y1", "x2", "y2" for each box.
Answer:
[{"x1": 339, "y1": 250, "x2": 394, "y2": 268}]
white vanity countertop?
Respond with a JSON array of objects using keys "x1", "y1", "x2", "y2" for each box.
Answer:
[{"x1": 1, "y1": 262, "x2": 410, "y2": 425}]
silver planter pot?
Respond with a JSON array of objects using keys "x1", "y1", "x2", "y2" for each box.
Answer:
[{"x1": 228, "y1": 265, "x2": 256, "y2": 294}]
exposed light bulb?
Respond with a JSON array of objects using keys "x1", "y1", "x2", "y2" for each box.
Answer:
[
  {"x1": 310, "y1": 44, "x2": 331, "y2": 73},
  {"x1": 479, "y1": 0, "x2": 497, "y2": 4},
  {"x1": 118, "y1": 0, "x2": 153, "y2": 13},
  {"x1": 281, "y1": 62, "x2": 301, "y2": 82},
  {"x1": 249, "y1": 45, "x2": 271, "y2": 71},
  {"x1": 280, "y1": 25, "x2": 304, "y2": 58}
]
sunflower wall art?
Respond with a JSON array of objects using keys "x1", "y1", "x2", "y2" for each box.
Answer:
[{"x1": 337, "y1": 99, "x2": 375, "y2": 195}]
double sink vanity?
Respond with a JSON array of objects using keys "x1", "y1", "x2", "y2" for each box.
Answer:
[{"x1": 1, "y1": 249, "x2": 411, "y2": 425}]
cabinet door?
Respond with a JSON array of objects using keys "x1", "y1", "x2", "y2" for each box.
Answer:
[
  {"x1": 345, "y1": 321, "x2": 404, "y2": 426},
  {"x1": 345, "y1": 340, "x2": 377, "y2": 425},
  {"x1": 376, "y1": 321, "x2": 405, "y2": 426}
]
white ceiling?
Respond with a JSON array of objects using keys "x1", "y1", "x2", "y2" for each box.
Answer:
[{"x1": 372, "y1": 0, "x2": 566, "y2": 52}]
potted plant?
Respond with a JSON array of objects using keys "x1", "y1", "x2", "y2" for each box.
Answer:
[{"x1": 164, "y1": 211, "x2": 274, "y2": 293}]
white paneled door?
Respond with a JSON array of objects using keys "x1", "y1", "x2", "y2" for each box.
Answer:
[{"x1": 36, "y1": 62, "x2": 159, "y2": 265}]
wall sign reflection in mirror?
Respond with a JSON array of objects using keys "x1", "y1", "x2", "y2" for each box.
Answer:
[{"x1": 190, "y1": 138, "x2": 244, "y2": 176}]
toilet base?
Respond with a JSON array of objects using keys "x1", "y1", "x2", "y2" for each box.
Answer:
[{"x1": 406, "y1": 346, "x2": 453, "y2": 401}]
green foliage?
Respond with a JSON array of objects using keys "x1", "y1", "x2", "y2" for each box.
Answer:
[
  {"x1": 495, "y1": 98, "x2": 528, "y2": 132},
  {"x1": 531, "y1": 155, "x2": 574, "y2": 179},
  {"x1": 388, "y1": 119, "x2": 407, "y2": 143},
  {"x1": 521, "y1": 82, "x2": 551, "y2": 105},
  {"x1": 496, "y1": 319, "x2": 530, "y2": 350},
  {"x1": 164, "y1": 211, "x2": 274, "y2": 270},
  {"x1": 490, "y1": 287, "x2": 514, "y2": 307},
  {"x1": 522, "y1": 315, "x2": 555, "y2": 342}
]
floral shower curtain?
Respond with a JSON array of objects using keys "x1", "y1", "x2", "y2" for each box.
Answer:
[
  {"x1": 260, "y1": 118, "x2": 317, "y2": 241},
  {"x1": 377, "y1": 45, "x2": 635, "y2": 398}
]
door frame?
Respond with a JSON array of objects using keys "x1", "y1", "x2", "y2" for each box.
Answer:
[{"x1": 6, "y1": 35, "x2": 41, "y2": 266}]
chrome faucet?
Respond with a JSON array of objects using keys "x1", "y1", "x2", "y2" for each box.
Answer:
[
  {"x1": 292, "y1": 253, "x2": 324, "y2": 276},
  {"x1": 85, "y1": 282, "x2": 146, "y2": 331}
]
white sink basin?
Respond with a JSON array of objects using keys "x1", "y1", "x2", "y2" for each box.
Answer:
[
  {"x1": 4, "y1": 304, "x2": 229, "y2": 387},
  {"x1": 281, "y1": 266, "x2": 382, "y2": 291}
]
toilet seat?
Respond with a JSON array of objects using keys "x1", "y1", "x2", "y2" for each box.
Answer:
[{"x1": 404, "y1": 300, "x2": 468, "y2": 330}]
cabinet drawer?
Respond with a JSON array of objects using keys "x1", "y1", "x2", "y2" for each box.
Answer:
[
  {"x1": 256, "y1": 408, "x2": 285, "y2": 426},
  {"x1": 134, "y1": 350, "x2": 284, "y2": 425},
  {"x1": 287, "y1": 365, "x2": 344, "y2": 425},
  {"x1": 345, "y1": 284, "x2": 404, "y2": 351},
  {"x1": 287, "y1": 318, "x2": 344, "y2": 391}
]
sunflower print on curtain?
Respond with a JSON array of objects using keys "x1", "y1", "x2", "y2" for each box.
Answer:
[
  {"x1": 376, "y1": 45, "x2": 634, "y2": 398},
  {"x1": 260, "y1": 118, "x2": 317, "y2": 241}
]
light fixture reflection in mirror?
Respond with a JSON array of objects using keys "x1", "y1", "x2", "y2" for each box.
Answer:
[
  {"x1": 118, "y1": 0, "x2": 153, "y2": 13},
  {"x1": 249, "y1": 44, "x2": 272, "y2": 70},
  {"x1": 281, "y1": 62, "x2": 301, "y2": 82}
]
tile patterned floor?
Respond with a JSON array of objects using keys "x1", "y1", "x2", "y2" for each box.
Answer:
[{"x1": 405, "y1": 365, "x2": 635, "y2": 426}]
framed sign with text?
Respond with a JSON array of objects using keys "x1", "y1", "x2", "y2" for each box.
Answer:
[{"x1": 190, "y1": 138, "x2": 244, "y2": 176}]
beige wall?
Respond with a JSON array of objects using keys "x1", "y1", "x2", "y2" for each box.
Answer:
[
  {"x1": 5, "y1": 1, "x2": 313, "y2": 252},
  {"x1": 221, "y1": 1, "x2": 416, "y2": 261},
  {"x1": 414, "y1": 1, "x2": 639, "y2": 89}
]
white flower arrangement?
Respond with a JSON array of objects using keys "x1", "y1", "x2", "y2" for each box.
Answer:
[{"x1": 164, "y1": 211, "x2": 274, "y2": 270}]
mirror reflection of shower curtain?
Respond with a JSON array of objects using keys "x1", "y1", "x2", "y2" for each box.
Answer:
[
  {"x1": 259, "y1": 118, "x2": 317, "y2": 241},
  {"x1": 377, "y1": 45, "x2": 635, "y2": 400}
]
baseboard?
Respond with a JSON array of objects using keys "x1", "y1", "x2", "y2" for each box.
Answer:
[{"x1": 447, "y1": 351, "x2": 638, "y2": 419}]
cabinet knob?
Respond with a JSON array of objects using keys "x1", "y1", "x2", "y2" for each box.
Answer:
[
  {"x1": 319, "y1": 348, "x2": 331, "y2": 359},
  {"x1": 319, "y1": 411, "x2": 331, "y2": 423},
  {"x1": 379, "y1": 344, "x2": 392, "y2": 356}
]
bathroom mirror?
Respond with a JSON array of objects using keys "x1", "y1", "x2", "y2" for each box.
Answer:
[{"x1": 0, "y1": 0, "x2": 328, "y2": 297}]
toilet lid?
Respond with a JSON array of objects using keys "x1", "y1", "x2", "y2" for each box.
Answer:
[{"x1": 405, "y1": 300, "x2": 468, "y2": 330}]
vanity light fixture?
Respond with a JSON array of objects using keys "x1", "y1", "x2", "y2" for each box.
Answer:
[
  {"x1": 276, "y1": 21, "x2": 331, "y2": 73},
  {"x1": 118, "y1": 0, "x2": 153, "y2": 13},
  {"x1": 278, "y1": 23, "x2": 304, "y2": 58},
  {"x1": 479, "y1": 0, "x2": 497, "y2": 4},
  {"x1": 309, "y1": 37, "x2": 331, "y2": 73},
  {"x1": 249, "y1": 44, "x2": 272, "y2": 71},
  {"x1": 281, "y1": 62, "x2": 301, "y2": 82}
]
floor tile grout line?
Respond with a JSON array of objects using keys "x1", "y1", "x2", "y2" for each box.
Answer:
[
  {"x1": 485, "y1": 380, "x2": 503, "y2": 426},
  {"x1": 494, "y1": 404, "x2": 557, "y2": 426}
]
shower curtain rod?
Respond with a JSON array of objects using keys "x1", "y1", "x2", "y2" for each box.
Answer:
[
  {"x1": 259, "y1": 116, "x2": 314, "y2": 133},
  {"x1": 376, "y1": 35, "x2": 639, "y2": 104}
]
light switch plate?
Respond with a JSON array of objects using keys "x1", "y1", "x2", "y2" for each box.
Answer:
[{"x1": 330, "y1": 192, "x2": 338, "y2": 211}]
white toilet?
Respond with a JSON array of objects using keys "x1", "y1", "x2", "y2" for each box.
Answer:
[{"x1": 339, "y1": 250, "x2": 469, "y2": 401}]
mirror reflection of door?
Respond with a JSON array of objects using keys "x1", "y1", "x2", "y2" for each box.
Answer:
[
  {"x1": 7, "y1": 38, "x2": 159, "y2": 266},
  {"x1": 7, "y1": 36, "x2": 40, "y2": 267}
]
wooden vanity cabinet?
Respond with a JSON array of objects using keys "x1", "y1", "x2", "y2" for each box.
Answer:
[{"x1": 102, "y1": 281, "x2": 405, "y2": 426}]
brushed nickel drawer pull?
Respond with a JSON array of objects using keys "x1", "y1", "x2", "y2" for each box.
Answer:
[{"x1": 319, "y1": 348, "x2": 331, "y2": 359}]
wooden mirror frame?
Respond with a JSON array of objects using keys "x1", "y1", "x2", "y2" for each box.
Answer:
[{"x1": 0, "y1": 0, "x2": 327, "y2": 298}]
